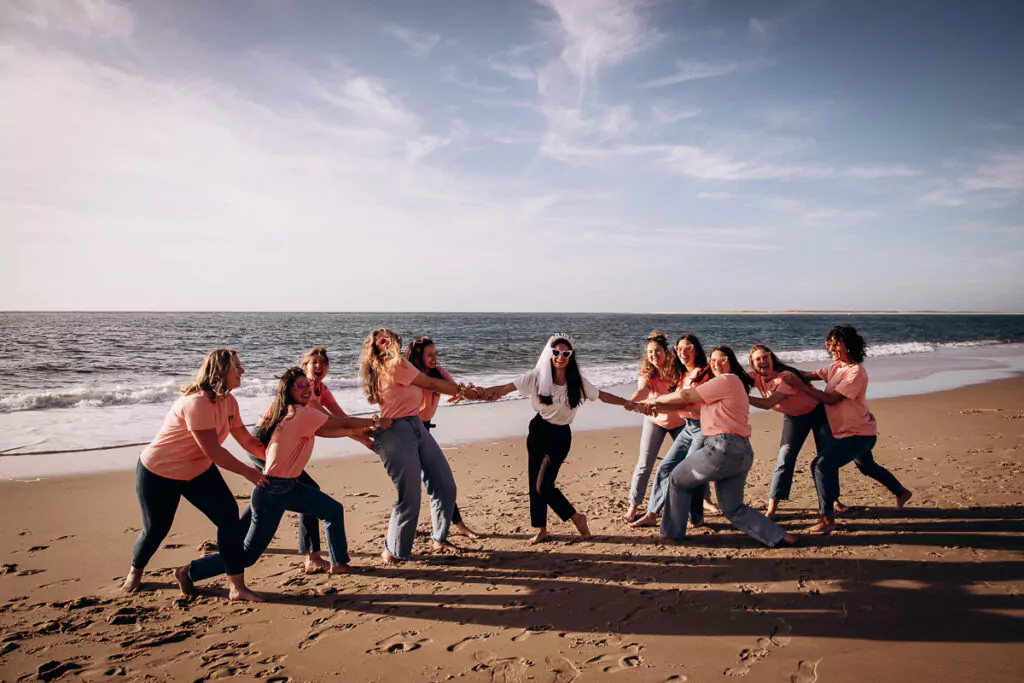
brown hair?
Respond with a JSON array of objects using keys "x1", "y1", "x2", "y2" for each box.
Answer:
[
  {"x1": 406, "y1": 336, "x2": 443, "y2": 380},
  {"x1": 299, "y1": 346, "x2": 329, "y2": 371},
  {"x1": 256, "y1": 367, "x2": 307, "y2": 446},
  {"x1": 638, "y1": 330, "x2": 684, "y2": 388},
  {"x1": 181, "y1": 348, "x2": 239, "y2": 401},
  {"x1": 359, "y1": 328, "x2": 403, "y2": 405}
]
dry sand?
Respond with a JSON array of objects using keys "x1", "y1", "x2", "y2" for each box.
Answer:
[{"x1": 1, "y1": 378, "x2": 1022, "y2": 682}]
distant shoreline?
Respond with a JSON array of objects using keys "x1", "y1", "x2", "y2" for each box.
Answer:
[{"x1": 650, "y1": 311, "x2": 1024, "y2": 316}]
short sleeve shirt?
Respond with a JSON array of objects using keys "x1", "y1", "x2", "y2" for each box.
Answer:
[
  {"x1": 264, "y1": 405, "x2": 330, "y2": 478},
  {"x1": 754, "y1": 373, "x2": 819, "y2": 417},
  {"x1": 695, "y1": 374, "x2": 751, "y2": 438},
  {"x1": 379, "y1": 358, "x2": 425, "y2": 419},
  {"x1": 642, "y1": 375, "x2": 687, "y2": 430},
  {"x1": 418, "y1": 366, "x2": 455, "y2": 423},
  {"x1": 817, "y1": 362, "x2": 877, "y2": 438},
  {"x1": 140, "y1": 392, "x2": 241, "y2": 480},
  {"x1": 514, "y1": 369, "x2": 600, "y2": 426}
]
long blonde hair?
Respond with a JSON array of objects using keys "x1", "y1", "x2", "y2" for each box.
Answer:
[
  {"x1": 359, "y1": 328, "x2": 402, "y2": 405},
  {"x1": 181, "y1": 348, "x2": 238, "y2": 401}
]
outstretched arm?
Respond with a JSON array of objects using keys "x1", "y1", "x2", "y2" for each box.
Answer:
[
  {"x1": 782, "y1": 372, "x2": 844, "y2": 405},
  {"x1": 230, "y1": 422, "x2": 267, "y2": 460},
  {"x1": 478, "y1": 382, "x2": 517, "y2": 401},
  {"x1": 192, "y1": 429, "x2": 269, "y2": 487},
  {"x1": 650, "y1": 387, "x2": 704, "y2": 408},
  {"x1": 749, "y1": 392, "x2": 787, "y2": 410},
  {"x1": 598, "y1": 390, "x2": 632, "y2": 407},
  {"x1": 315, "y1": 414, "x2": 388, "y2": 438}
]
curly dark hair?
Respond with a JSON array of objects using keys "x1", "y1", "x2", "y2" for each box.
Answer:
[
  {"x1": 677, "y1": 333, "x2": 713, "y2": 386},
  {"x1": 826, "y1": 324, "x2": 868, "y2": 364}
]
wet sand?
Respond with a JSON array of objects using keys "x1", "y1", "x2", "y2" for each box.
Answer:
[{"x1": 1, "y1": 378, "x2": 1022, "y2": 681}]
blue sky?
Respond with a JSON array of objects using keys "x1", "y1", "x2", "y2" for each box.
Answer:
[{"x1": 1, "y1": 0, "x2": 1022, "y2": 312}]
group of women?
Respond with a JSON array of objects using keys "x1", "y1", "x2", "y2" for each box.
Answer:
[{"x1": 120, "y1": 324, "x2": 911, "y2": 602}]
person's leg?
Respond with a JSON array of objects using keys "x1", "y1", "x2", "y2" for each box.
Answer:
[
  {"x1": 684, "y1": 429, "x2": 709, "y2": 525},
  {"x1": 810, "y1": 435, "x2": 874, "y2": 529},
  {"x1": 124, "y1": 461, "x2": 182, "y2": 592},
  {"x1": 526, "y1": 417, "x2": 548, "y2": 534},
  {"x1": 374, "y1": 420, "x2": 423, "y2": 562},
  {"x1": 287, "y1": 480, "x2": 350, "y2": 570},
  {"x1": 295, "y1": 470, "x2": 323, "y2": 557},
  {"x1": 452, "y1": 503, "x2": 463, "y2": 525},
  {"x1": 767, "y1": 413, "x2": 813, "y2": 517},
  {"x1": 641, "y1": 422, "x2": 695, "y2": 519},
  {"x1": 417, "y1": 424, "x2": 458, "y2": 549},
  {"x1": 659, "y1": 437, "x2": 720, "y2": 540},
  {"x1": 628, "y1": 420, "x2": 668, "y2": 519},
  {"x1": 713, "y1": 437, "x2": 788, "y2": 547}
]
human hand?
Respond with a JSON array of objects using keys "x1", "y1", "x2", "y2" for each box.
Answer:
[
  {"x1": 462, "y1": 385, "x2": 485, "y2": 402},
  {"x1": 640, "y1": 402, "x2": 659, "y2": 417},
  {"x1": 780, "y1": 371, "x2": 801, "y2": 387},
  {"x1": 623, "y1": 400, "x2": 636, "y2": 412},
  {"x1": 246, "y1": 467, "x2": 270, "y2": 488}
]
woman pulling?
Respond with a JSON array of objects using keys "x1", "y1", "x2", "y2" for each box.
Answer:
[
  {"x1": 480, "y1": 334, "x2": 634, "y2": 545},
  {"x1": 782, "y1": 325, "x2": 912, "y2": 532},
  {"x1": 177, "y1": 368, "x2": 384, "y2": 598},
  {"x1": 748, "y1": 344, "x2": 835, "y2": 519},
  {"x1": 629, "y1": 333, "x2": 717, "y2": 529},
  {"x1": 648, "y1": 346, "x2": 795, "y2": 548},
  {"x1": 241, "y1": 346, "x2": 370, "y2": 574},
  {"x1": 360, "y1": 328, "x2": 484, "y2": 564},
  {"x1": 406, "y1": 336, "x2": 482, "y2": 539},
  {"x1": 121, "y1": 349, "x2": 269, "y2": 602}
]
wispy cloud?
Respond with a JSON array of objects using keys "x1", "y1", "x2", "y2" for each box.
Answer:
[
  {"x1": 382, "y1": 24, "x2": 441, "y2": 57},
  {"x1": 487, "y1": 43, "x2": 543, "y2": 81},
  {"x1": 640, "y1": 61, "x2": 741, "y2": 88},
  {"x1": 920, "y1": 149, "x2": 1024, "y2": 208},
  {"x1": 650, "y1": 102, "x2": 701, "y2": 125},
  {"x1": 0, "y1": 0, "x2": 135, "y2": 38},
  {"x1": 441, "y1": 65, "x2": 507, "y2": 94}
]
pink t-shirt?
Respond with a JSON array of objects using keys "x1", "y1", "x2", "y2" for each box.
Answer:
[
  {"x1": 817, "y1": 362, "x2": 877, "y2": 438},
  {"x1": 264, "y1": 405, "x2": 330, "y2": 478},
  {"x1": 642, "y1": 375, "x2": 686, "y2": 430},
  {"x1": 754, "y1": 373, "x2": 819, "y2": 417},
  {"x1": 309, "y1": 381, "x2": 336, "y2": 411},
  {"x1": 378, "y1": 358, "x2": 424, "y2": 419},
  {"x1": 418, "y1": 366, "x2": 455, "y2": 423},
  {"x1": 678, "y1": 368, "x2": 708, "y2": 421},
  {"x1": 695, "y1": 374, "x2": 751, "y2": 438},
  {"x1": 140, "y1": 392, "x2": 242, "y2": 481}
]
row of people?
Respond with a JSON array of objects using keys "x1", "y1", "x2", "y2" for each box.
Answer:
[{"x1": 121, "y1": 324, "x2": 908, "y2": 601}]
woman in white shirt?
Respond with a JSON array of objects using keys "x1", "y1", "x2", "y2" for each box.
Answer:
[{"x1": 481, "y1": 334, "x2": 632, "y2": 545}]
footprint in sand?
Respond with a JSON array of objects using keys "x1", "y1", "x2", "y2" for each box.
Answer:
[
  {"x1": 791, "y1": 659, "x2": 821, "y2": 683},
  {"x1": 367, "y1": 631, "x2": 431, "y2": 655},
  {"x1": 544, "y1": 655, "x2": 580, "y2": 682},
  {"x1": 446, "y1": 632, "x2": 494, "y2": 652},
  {"x1": 27, "y1": 545, "x2": 49, "y2": 552},
  {"x1": 473, "y1": 652, "x2": 532, "y2": 682},
  {"x1": 510, "y1": 624, "x2": 553, "y2": 642},
  {"x1": 724, "y1": 618, "x2": 792, "y2": 676},
  {"x1": 299, "y1": 621, "x2": 357, "y2": 649},
  {"x1": 585, "y1": 644, "x2": 644, "y2": 674},
  {"x1": 35, "y1": 658, "x2": 88, "y2": 682}
]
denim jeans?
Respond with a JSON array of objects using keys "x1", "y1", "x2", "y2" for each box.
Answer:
[
  {"x1": 188, "y1": 476, "x2": 349, "y2": 582},
  {"x1": 769, "y1": 403, "x2": 833, "y2": 501},
  {"x1": 373, "y1": 416, "x2": 456, "y2": 560},
  {"x1": 131, "y1": 461, "x2": 244, "y2": 574},
  {"x1": 811, "y1": 434, "x2": 906, "y2": 515},
  {"x1": 647, "y1": 419, "x2": 706, "y2": 523},
  {"x1": 661, "y1": 434, "x2": 786, "y2": 547},
  {"x1": 629, "y1": 419, "x2": 685, "y2": 508},
  {"x1": 244, "y1": 455, "x2": 321, "y2": 554}
]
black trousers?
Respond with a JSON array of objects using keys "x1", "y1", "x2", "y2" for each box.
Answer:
[
  {"x1": 526, "y1": 414, "x2": 576, "y2": 528},
  {"x1": 423, "y1": 422, "x2": 464, "y2": 525},
  {"x1": 244, "y1": 455, "x2": 322, "y2": 554},
  {"x1": 131, "y1": 460, "x2": 244, "y2": 574}
]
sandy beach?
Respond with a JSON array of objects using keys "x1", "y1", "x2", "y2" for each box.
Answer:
[{"x1": 1, "y1": 377, "x2": 1022, "y2": 682}]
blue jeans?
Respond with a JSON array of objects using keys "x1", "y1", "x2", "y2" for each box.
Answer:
[
  {"x1": 769, "y1": 404, "x2": 833, "y2": 501},
  {"x1": 661, "y1": 434, "x2": 786, "y2": 547},
  {"x1": 188, "y1": 476, "x2": 350, "y2": 582},
  {"x1": 373, "y1": 416, "x2": 456, "y2": 560},
  {"x1": 811, "y1": 434, "x2": 906, "y2": 516},
  {"x1": 244, "y1": 455, "x2": 321, "y2": 554},
  {"x1": 629, "y1": 420, "x2": 685, "y2": 508},
  {"x1": 647, "y1": 419, "x2": 706, "y2": 522}
]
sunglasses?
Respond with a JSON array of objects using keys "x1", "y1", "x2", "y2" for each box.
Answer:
[{"x1": 551, "y1": 349, "x2": 573, "y2": 359}]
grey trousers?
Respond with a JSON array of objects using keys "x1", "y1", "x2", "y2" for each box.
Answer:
[
  {"x1": 373, "y1": 416, "x2": 457, "y2": 560},
  {"x1": 629, "y1": 419, "x2": 685, "y2": 508},
  {"x1": 661, "y1": 433, "x2": 787, "y2": 547}
]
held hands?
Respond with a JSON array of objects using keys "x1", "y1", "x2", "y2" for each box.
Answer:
[
  {"x1": 622, "y1": 399, "x2": 658, "y2": 416},
  {"x1": 246, "y1": 467, "x2": 270, "y2": 488}
]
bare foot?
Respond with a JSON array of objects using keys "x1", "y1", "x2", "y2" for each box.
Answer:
[
  {"x1": 450, "y1": 522, "x2": 482, "y2": 540},
  {"x1": 775, "y1": 534, "x2": 798, "y2": 548},
  {"x1": 173, "y1": 565, "x2": 196, "y2": 599},
  {"x1": 228, "y1": 585, "x2": 265, "y2": 603},
  {"x1": 120, "y1": 568, "x2": 142, "y2": 594},
  {"x1": 431, "y1": 539, "x2": 463, "y2": 555},
  {"x1": 629, "y1": 511, "x2": 659, "y2": 528},
  {"x1": 804, "y1": 516, "x2": 838, "y2": 534},
  {"x1": 304, "y1": 554, "x2": 331, "y2": 574},
  {"x1": 623, "y1": 504, "x2": 639, "y2": 523},
  {"x1": 328, "y1": 564, "x2": 352, "y2": 575},
  {"x1": 380, "y1": 549, "x2": 404, "y2": 565},
  {"x1": 570, "y1": 513, "x2": 592, "y2": 541},
  {"x1": 765, "y1": 499, "x2": 780, "y2": 520},
  {"x1": 896, "y1": 489, "x2": 913, "y2": 509},
  {"x1": 834, "y1": 500, "x2": 850, "y2": 514},
  {"x1": 703, "y1": 499, "x2": 721, "y2": 515},
  {"x1": 527, "y1": 529, "x2": 550, "y2": 546}
]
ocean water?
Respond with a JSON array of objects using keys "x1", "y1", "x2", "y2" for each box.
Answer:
[{"x1": 1, "y1": 312, "x2": 1023, "y2": 457}]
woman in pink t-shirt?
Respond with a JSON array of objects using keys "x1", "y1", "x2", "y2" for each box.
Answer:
[
  {"x1": 178, "y1": 367, "x2": 384, "y2": 595},
  {"x1": 406, "y1": 336, "x2": 481, "y2": 539},
  {"x1": 121, "y1": 349, "x2": 270, "y2": 602},
  {"x1": 360, "y1": 328, "x2": 485, "y2": 564},
  {"x1": 748, "y1": 344, "x2": 834, "y2": 519},
  {"x1": 649, "y1": 346, "x2": 795, "y2": 547},
  {"x1": 782, "y1": 325, "x2": 912, "y2": 532}
]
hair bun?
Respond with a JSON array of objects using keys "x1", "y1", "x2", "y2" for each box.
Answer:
[{"x1": 647, "y1": 330, "x2": 668, "y2": 342}]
